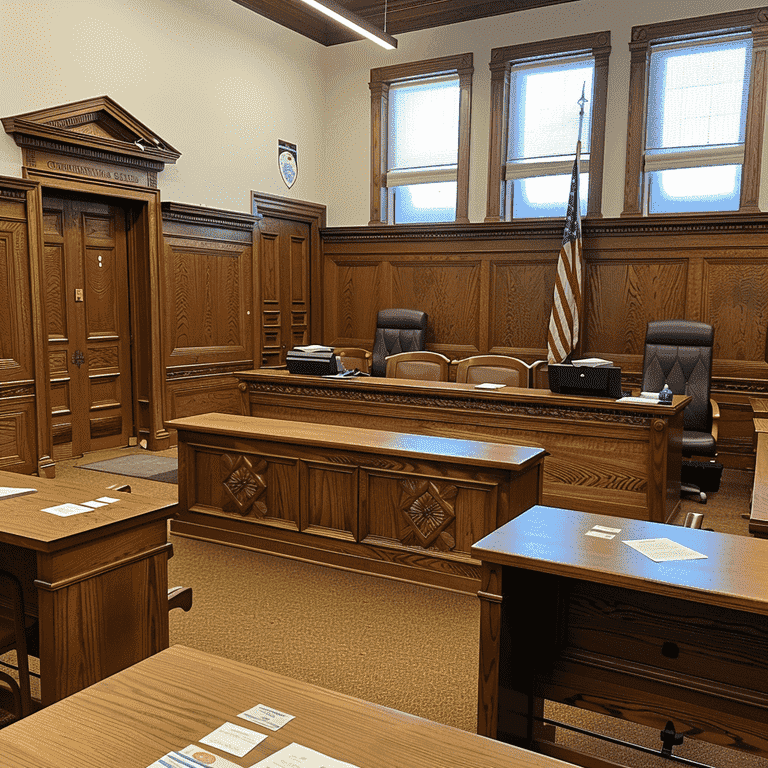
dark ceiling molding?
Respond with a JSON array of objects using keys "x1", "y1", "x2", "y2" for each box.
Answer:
[{"x1": 233, "y1": 0, "x2": 580, "y2": 46}]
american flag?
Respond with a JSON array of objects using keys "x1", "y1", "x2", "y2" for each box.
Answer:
[{"x1": 547, "y1": 142, "x2": 583, "y2": 364}]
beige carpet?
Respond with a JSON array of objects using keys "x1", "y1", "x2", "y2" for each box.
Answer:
[{"x1": 4, "y1": 448, "x2": 767, "y2": 767}]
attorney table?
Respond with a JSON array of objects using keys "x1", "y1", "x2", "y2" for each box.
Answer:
[
  {"x1": 472, "y1": 506, "x2": 768, "y2": 765},
  {"x1": 237, "y1": 369, "x2": 688, "y2": 524},
  {"x1": 0, "y1": 470, "x2": 175, "y2": 706},
  {"x1": 168, "y1": 412, "x2": 545, "y2": 593},
  {"x1": 0, "y1": 645, "x2": 579, "y2": 767}
]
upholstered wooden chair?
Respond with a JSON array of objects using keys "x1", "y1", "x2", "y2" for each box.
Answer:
[
  {"x1": 528, "y1": 360, "x2": 549, "y2": 389},
  {"x1": 385, "y1": 351, "x2": 451, "y2": 381},
  {"x1": 334, "y1": 347, "x2": 372, "y2": 373},
  {"x1": 455, "y1": 355, "x2": 530, "y2": 387},
  {"x1": 0, "y1": 570, "x2": 34, "y2": 725}
]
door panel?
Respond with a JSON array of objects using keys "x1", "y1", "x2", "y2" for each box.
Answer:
[
  {"x1": 43, "y1": 194, "x2": 133, "y2": 458},
  {"x1": 258, "y1": 218, "x2": 310, "y2": 366}
]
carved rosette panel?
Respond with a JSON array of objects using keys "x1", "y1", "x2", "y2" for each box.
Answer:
[
  {"x1": 399, "y1": 479, "x2": 457, "y2": 551},
  {"x1": 221, "y1": 453, "x2": 267, "y2": 517}
]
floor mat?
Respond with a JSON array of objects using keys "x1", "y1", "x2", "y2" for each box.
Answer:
[{"x1": 78, "y1": 454, "x2": 178, "y2": 484}]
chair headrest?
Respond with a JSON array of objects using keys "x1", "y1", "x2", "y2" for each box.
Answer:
[
  {"x1": 376, "y1": 309, "x2": 428, "y2": 331},
  {"x1": 645, "y1": 320, "x2": 713, "y2": 348}
]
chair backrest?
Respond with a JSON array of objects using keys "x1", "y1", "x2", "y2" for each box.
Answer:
[
  {"x1": 0, "y1": 570, "x2": 32, "y2": 720},
  {"x1": 528, "y1": 360, "x2": 549, "y2": 389},
  {"x1": 385, "y1": 351, "x2": 450, "y2": 381},
  {"x1": 641, "y1": 320, "x2": 714, "y2": 433},
  {"x1": 334, "y1": 347, "x2": 372, "y2": 373},
  {"x1": 371, "y1": 309, "x2": 427, "y2": 377},
  {"x1": 455, "y1": 355, "x2": 529, "y2": 387}
]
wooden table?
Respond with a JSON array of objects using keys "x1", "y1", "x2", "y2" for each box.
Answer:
[
  {"x1": 0, "y1": 470, "x2": 175, "y2": 705},
  {"x1": 0, "y1": 645, "x2": 579, "y2": 767},
  {"x1": 749, "y1": 397, "x2": 768, "y2": 538},
  {"x1": 237, "y1": 369, "x2": 689, "y2": 524},
  {"x1": 472, "y1": 505, "x2": 768, "y2": 766},
  {"x1": 168, "y1": 412, "x2": 546, "y2": 592}
]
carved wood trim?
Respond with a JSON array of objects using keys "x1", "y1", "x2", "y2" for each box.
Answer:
[
  {"x1": 161, "y1": 202, "x2": 259, "y2": 231},
  {"x1": 486, "y1": 31, "x2": 611, "y2": 221}
]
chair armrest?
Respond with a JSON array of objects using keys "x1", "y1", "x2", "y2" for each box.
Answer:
[
  {"x1": 710, "y1": 398, "x2": 720, "y2": 444},
  {"x1": 168, "y1": 586, "x2": 193, "y2": 612}
]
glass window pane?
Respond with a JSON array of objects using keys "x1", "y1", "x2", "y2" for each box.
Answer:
[
  {"x1": 509, "y1": 58, "x2": 594, "y2": 161},
  {"x1": 647, "y1": 37, "x2": 751, "y2": 150},
  {"x1": 510, "y1": 173, "x2": 588, "y2": 218},
  {"x1": 647, "y1": 165, "x2": 741, "y2": 213},
  {"x1": 389, "y1": 78, "x2": 459, "y2": 171},
  {"x1": 392, "y1": 181, "x2": 456, "y2": 223}
]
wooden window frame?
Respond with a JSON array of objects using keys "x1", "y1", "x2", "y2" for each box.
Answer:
[
  {"x1": 485, "y1": 31, "x2": 611, "y2": 222},
  {"x1": 369, "y1": 53, "x2": 473, "y2": 225},
  {"x1": 622, "y1": 7, "x2": 768, "y2": 217}
]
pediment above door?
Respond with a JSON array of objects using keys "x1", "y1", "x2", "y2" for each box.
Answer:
[{"x1": 2, "y1": 95, "x2": 181, "y2": 188}]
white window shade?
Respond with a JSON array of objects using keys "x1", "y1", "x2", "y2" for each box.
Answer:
[
  {"x1": 508, "y1": 56, "x2": 594, "y2": 162},
  {"x1": 505, "y1": 155, "x2": 590, "y2": 180},
  {"x1": 646, "y1": 36, "x2": 751, "y2": 152},
  {"x1": 388, "y1": 76, "x2": 460, "y2": 172}
]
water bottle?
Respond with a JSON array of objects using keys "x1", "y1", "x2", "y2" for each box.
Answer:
[{"x1": 659, "y1": 384, "x2": 673, "y2": 404}]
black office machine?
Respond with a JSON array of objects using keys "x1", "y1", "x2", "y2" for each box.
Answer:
[
  {"x1": 547, "y1": 363, "x2": 622, "y2": 399},
  {"x1": 286, "y1": 347, "x2": 343, "y2": 376}
]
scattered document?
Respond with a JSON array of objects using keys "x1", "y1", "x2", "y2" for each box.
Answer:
[
  {"x1": 474, "y1": 382, "x2": 505, "y2": 390},
  {"x1": 0, "y1": 486, "x2": 37, "y2": 499},
  {"x1": 251, "y1": 743, "x2": 359, "y2": 768},
  {"x1": 96, "y1": 496, "x2": 120, "y2": 503},
  {"x1": 617, "y1": 396, "x2": 661, "y2": 405},
  {"x1": 585, "y1": 523, "x2": 622, "y2": 540},
  {"x1": 147, "y1": 749, "x2": 240, "y2": 768},
  {"x1": 41, "y1": 503, "x2": 93, "y2": 517},
  {"x1": 239, "y1": 704, "x2": 295, "y2": 730},
  {"x1": 572, "y1": 358, "x2": 612, "y2": 367},
  {"x1": 294, "y1": 345, "x2": 333, "y2": 353},
  {"x1": 199, "y1": 722, "x2": 267, "y2": 757},
  {"x1": 81, "y1": 500, "x2": 108, "y2": 508},
  {"x1": 623, "y1": 538, "x2": 707, "y2": 563}
]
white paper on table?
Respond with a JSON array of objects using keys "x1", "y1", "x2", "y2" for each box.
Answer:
[
  {"x1": 81, "y1": 500, "x2": 108, "y2": 508},
  {"x1": 593, "y1": 524, "x2": 621, "y2": 533},
  {"x1": 41, "y1": 503, "x2": 93, "y2": 517},
  {"x1": 199, "y1": 722, "x2": 267, "y2": 757},
  {"x1": 238, "y1": 704, "x2": 295, "y2": 730},
  {"x1": 146, "y1": 749, "x2": 241, "y2": 768},
  {"x1": 179, "y1": 745, "x2": 242, "y2": 767},
  {"x1": 623, "y1": 537, "x2": 707, "y2": 563},
  {"x1": 585, "y1": 530, "x2": 614, "y2": 540},
  {"x1": 96, "y1": 496, "x2": 120, "y2": 503},
  {"x1": 250, "y1": 743, "x2": 359, "y2": 768},
  {"x1": 0, "y1": 486, "x2": 37, "y2": 499},
  {"x1": 474, "y1": 382, "x2": 505, "y2": 389}
]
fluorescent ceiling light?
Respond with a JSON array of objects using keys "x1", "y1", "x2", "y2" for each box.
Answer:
[{"x1": 295, "y1": 0, "x2": 397, "y2": 49}]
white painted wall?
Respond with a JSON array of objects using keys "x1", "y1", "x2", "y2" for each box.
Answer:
[
  {"x1": 2, "y1": 0, "x2": 766, "y2": 223},
  {"x1": 0, "y1": 0, "x2": 327, "y2": 213},
  {"x1": 321, "y1": 0, "x2": 768, "y2": 225}
]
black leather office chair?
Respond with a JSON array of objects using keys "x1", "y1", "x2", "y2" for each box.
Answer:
[
  {"x1": 371, "y1": 309, "x2": 428, "y2": 377},
  {"x1": 641, "y1": 320, "x2": 719, "y2": 503}
]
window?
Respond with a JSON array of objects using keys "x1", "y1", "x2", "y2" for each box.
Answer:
[
  {"x1": 486, "y1": 32, "x2": 610, "y2": 221},
  {"x1": 623, "y1": 8, "x2": 767, "y2": 216},
  {"x1": 369, "y1": 54, "x2": 473, "y2": 225}
]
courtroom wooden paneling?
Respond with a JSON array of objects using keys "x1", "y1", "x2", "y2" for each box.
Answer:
[
  {"x1": 161, "y1": 202, "x2": 259, "y2": 430},
  {"x1": 0, "y1": 179, "x2": 47, "y2": 474},
  {"x1": 169, "y1": 413, "x2": 545, "y2": 592},
  {"x1": 239, "y1": 370, "x2": 687, "y2": 524},
  {"x1": 321, "y1": 214, "x2": 768, "y2": 469}
]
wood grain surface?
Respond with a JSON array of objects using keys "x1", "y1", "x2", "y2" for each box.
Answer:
[{"x1": 0, "y1": 645, "x2": 579, "y2": 768}]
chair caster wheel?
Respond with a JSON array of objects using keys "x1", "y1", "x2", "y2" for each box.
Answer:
[{"x1": 699, "y1": 492, "x2": 707, "y2": 504}]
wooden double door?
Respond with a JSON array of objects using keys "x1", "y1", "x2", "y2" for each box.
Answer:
[{"x1": 42, "y1": 193, "x2": 134, "y2": 459}]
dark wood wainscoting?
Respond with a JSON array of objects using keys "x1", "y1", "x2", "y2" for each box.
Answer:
[
  {"x1": 161, "y1": 203, "x2": 260, "y2": 431},
  {"x1": 321, "y1": 215, "x2": 768, "y2": 469}
]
